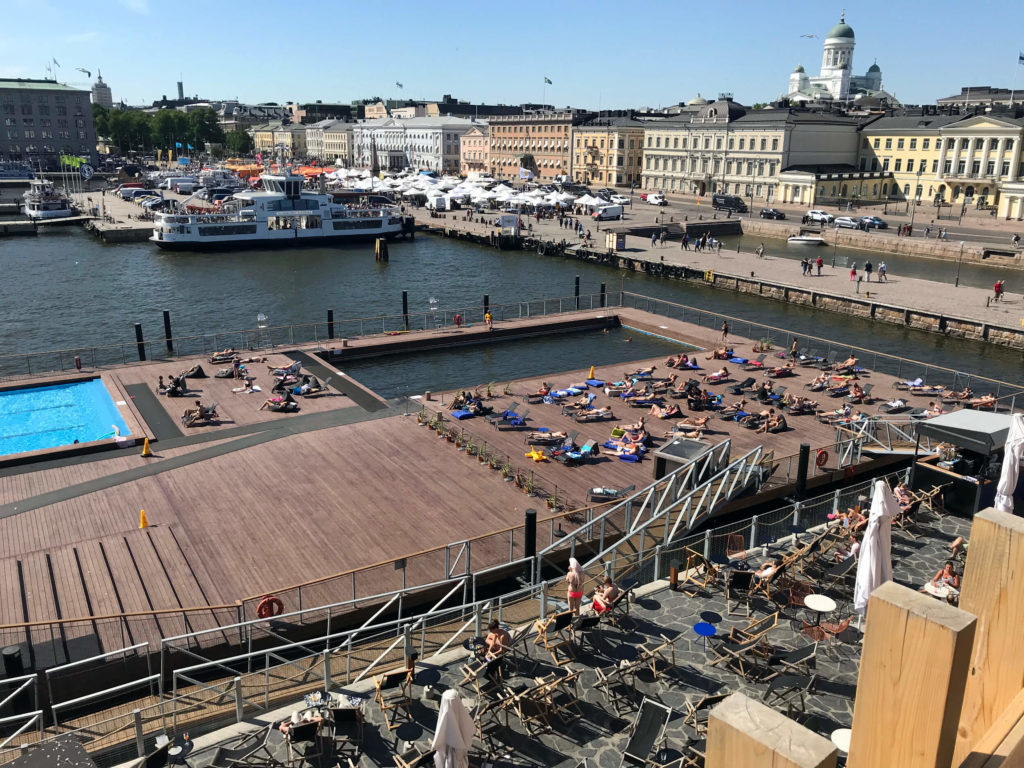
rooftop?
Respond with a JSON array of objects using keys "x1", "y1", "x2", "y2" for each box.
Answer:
[{"x1": 0, "y1": 78, "x2": 88, "y2": 93}]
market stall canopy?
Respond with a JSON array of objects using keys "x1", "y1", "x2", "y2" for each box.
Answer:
[{"x1": 916, "y1": 410, "x2": 1013, "y2": 455}]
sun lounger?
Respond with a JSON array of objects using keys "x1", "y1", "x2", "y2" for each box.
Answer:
[
  {"x1": 555, "y1": 439, "x2": 599, "y2": 466},
  {"x1": 181, "y1": 401, "x2": 219, "y2": 428},
  {"x1": 618, "y1": 697, "x2": 673, "y2": 768},
  {"x1": 485, "y1": 402, "x2": 520, "y2": 423},
  {"x1": 575, "y1": 410, "x2": 615, "y2": 423},
  {"x1": 728, "y1": 377, "x2": 756, "y2": 395},
  {"x1": 742, "y1": 355, "x2": 767, "y2": 370},
  {"x1": 495, "y1": 408, "x2": 530, "y2": 430},
  {"x1": 208, "y1": 724, "x2": 278, "y2": 768},
  {"x1": 588, "y1": 484, "x2": 635, "y2": 503},
  {"x1": 894, "y1": 377, "x2": 924, "y2": 390}
]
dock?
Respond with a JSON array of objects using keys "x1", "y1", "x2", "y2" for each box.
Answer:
[{"x1": 0, "y1": 303, "x2": 1018, "y2": 673}]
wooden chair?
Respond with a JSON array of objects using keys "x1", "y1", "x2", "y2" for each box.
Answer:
[
  {"x1": 457, "y1": 654, "x2": 505, "y2": 697},
  {"x1": 470, "y1": 695, "x2": 512, "y2": 758},
  {"x1": 208, "y1": 724, "x2": 279, "y2": 768},
  {"x1": 328, "y1": 707, "x2": 364, "y2": 762},
  {"x1": 786, "y1": 580, "x2": 814, "y2": 613},
  {"x1": 707, "y1": 635, "x2": 765, "y2": 681},
  {"x1": 677, "y1": 547, "x2": 721, "y2": 596},
  {"x1": 571, "y1": 613, "x2": 602, "y2": 656},
  {"x1": 618, "y1": 697, "x2": 673, "y2": 768},
  {"x1": 749, "y1": 563, "x2": 789, "y2": 604},
  {"x1": 726, "y1": 570, "x2": 755, "y2": 616},
  {"x1": 510, "y1": 688, "x2": 553, "y2": 736},
  {"x1": 764, "y1": 643, "x2": 818, "y2": 680},
  {"x1": 393, "y1": 744, "x2": 436, "y2": 768},
  {"x1": 374, "y1": 667, "x2": 414, "y2": 731},
  {"x1": 606, "y1": 585, "x2": 635, "y2": 627},
  {"x1": 682, "y1": 693, "x2": 729, "y2": 736},
  {"x1": 534, "y1": 610, "x2": 576, "y2": 665},
  {"x1": 762, "y1": 673, "x2": 817, "y2": 714},
  {"x1": 594, "y1": 660, "x2": 639, "y2": 714},
  {"x1": 727, "y1": 611, "x2": 779, "y2": 645},
  {"x1": 284, "y1": 720, "x2": 322, "y2": 768},
  {"x1": 725, "y1": 533, "x2": 746, "y2": 561},
  {"x1": 638, "y1": 634, "x2": 678, "y2": 680}
]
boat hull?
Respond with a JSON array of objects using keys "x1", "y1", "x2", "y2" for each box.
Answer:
[
  {"x1": 787, "y1": 237, "x2": 826, "y2": 246},
  {"x1": 150, "y1": 229, "x2": 403, "y2": 251}
]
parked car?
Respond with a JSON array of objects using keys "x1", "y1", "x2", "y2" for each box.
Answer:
[
  {"x1": 646, "y1": 194, "x2": 668, "y2": 206},
  {"x1": 834, "y1": 216, "x2": 860, "y2": 229},
  {"x1": 760, "y1": 208, "x2": 786, "y2": 220},
  {"x1": 711, "y1": 194, "x2": 748, "y2": 213},
  {"x1": 610, "y1": 194, "x2": 630, "y2": 205},
  {"x1": 860, "y1": 216, "x2": 888, "y2": 229},
  {"x1": 805, "y1": 209, "x2": 834, "y2": 224}
]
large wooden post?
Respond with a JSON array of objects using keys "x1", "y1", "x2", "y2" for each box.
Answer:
[
  {"x1": 954, "y1": 509, "x2": 1024, "y2": 766},
  {"x1": 848, "y1": 581, "x2": 976, "y2": 768},
  {"x1": 706, "y1": 692, "x2": 837, "y2": 768}
]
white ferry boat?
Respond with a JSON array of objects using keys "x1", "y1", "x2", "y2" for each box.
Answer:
[
  {"x1": 150, "y1": 165, "x2": 404, "y2": 250},
  {"x1": 21, "y1": 179, "x2": 74, "y2": 219}
]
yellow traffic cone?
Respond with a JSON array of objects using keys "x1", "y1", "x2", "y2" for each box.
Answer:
[
  {"x1": 141, "y1": 437, "x2": 152, "y2": 457},
  {"x1": 588, "y1": 366, "x2": 595, "y2": 380},
  {"x1": 139, "y1": 509, "x2": 149, "y2": 528}
]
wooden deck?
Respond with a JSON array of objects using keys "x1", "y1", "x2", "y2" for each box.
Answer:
[{"x1": 0, "y1": 305, "x2": 997, "y2": 665}]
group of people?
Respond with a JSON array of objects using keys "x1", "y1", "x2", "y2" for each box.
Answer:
[{"x1": 848, "y1": 261, "x2": 887, "y2": 282}]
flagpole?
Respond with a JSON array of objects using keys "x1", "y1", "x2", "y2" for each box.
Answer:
[{"x1": 1011, "y1": 52, "x2": 1021, "y2": 107}]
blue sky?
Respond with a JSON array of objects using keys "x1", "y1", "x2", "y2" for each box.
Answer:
[{"x1": 3, "y1": 0, "x2": 1023, "y2": 109}]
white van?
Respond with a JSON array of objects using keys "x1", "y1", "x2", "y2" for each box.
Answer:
[
  {"x1": 425, "y1": 196, "x2": 448, "y2": 211},
  {"x1": 174, "y1": 181, "x2": 199, "y2": 194},
  {"x1": 159, "y1": 176, "x2": 196, "y2": 190},
  {"x1": 592, "y1": 204, "x2": 623, "y2": 221}
]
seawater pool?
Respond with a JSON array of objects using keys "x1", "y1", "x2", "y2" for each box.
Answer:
[{"x1": 0, "y1": 378, "x2": 130, "y2": 456}]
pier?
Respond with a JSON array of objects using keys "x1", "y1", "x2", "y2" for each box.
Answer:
[{"x1": 413, "y1": 208, "x2": 1024, "y2": 350}]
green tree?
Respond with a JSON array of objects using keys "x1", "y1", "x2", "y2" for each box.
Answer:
[
  {"x1": 91, "y1": 103, "x2": 110, "y2": 139},
  {"x1": 225, "y1": 130, "x2": 254, "y2": 155},
  {"x1": 752, "y1": 102, "x2": 768, "y2": 110}
]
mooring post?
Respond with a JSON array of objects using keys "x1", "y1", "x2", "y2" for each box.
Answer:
[
  {"x1": 574, "y1": 275, "x2": 580, "y2": 310},
  {"x1": 134, "y1": 323, "x2": 146, "y2": 362},
  {"x1": 162, "y1": 310, "x2": 173, "y2": 354},
  {"x1": 327, "y1": 309, "x2": 334, "y2": 340},
  {"x1": 402, "y1": 291, "x2": 409, "y2": 331},
  {"x1": 483, "y1": 294, "x2": 490, "y2": 319},
  {"x1": 600, "y1": 282, "x2": 606, "y2": 308}
]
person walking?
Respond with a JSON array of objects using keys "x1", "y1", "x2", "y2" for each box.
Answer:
[
  {"x1": 651, "y1": 232, "x2": 658, "y2": 248},
  {"x1": 850, "y1": 262, "x2": 857, "y2": 281},
  {"x1": 864, "y1": 260, "x2": 873, "y2": 282},
  {"x1": 484, "y1": 310, "x2": 493, "y2": 330},
  {"x1": 878, "y1": 261, "x2": 887, "y2": 282},
  {"x1": 816, "y1": 256, "x2": 823, "y2": 276},
  {"x1": 924, "y1": 224, "x2": 932, "y2": 238},
  {"x1": 660, "y1": 230, "x2": 667, "y2": 248},
  {"x1": 716, "y1": 239, "x2": 722, "y2": 255},
  {"x1": 721, "y1": 320, "x2": 729, "y2": 344}
]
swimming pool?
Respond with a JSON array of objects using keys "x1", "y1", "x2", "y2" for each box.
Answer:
[{"x1": 0, "y1": 378, "x2": 131, "y2": 456}]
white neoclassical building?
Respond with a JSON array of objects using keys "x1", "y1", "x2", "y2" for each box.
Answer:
[
  {"x1": 353, "y1": 117, "x2": 479, "y2": 173},
  {"x1": 787, "y1": 14, "x2": 883, "y2": 103}
]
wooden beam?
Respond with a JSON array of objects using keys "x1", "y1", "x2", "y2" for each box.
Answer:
[
  {"x1": 848, "y1": 581, "x2": 976, "y2": 768},
  {"x1": 706, "y1": 692, "x2": 837, "y2": 768},
  {"x1": 959, "y1": 688, "x2": 1024, "y2": 768},
  {"x1": 954, "y1": 509, "x2": 1024, "y2": 766}
]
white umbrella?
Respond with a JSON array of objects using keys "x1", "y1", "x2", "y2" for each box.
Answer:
[
  {"x1": 995, "y1": 413, "x2": 1024, "y2": 513},
  {"x1": 431, "y1": 689, "x2": 474, "y2": 768},
  {"x1": 853, "y1": 480, "x2": 898, "y2": 616}
]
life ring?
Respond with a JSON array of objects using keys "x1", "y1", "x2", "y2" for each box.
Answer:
[
  {"x1": 537, "y1": 241, "x2": 548, "y2": 256},
  {"x1": 257, "y1": 595, "x2": 283, "y2": 619},
  {"x1": 815, "y1": 449, "x2": 829, "y2": 468}
]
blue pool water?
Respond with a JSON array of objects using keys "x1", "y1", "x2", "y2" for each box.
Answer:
[{"x1": 0, "y1": 378, "x2": 131, "y2": 456}]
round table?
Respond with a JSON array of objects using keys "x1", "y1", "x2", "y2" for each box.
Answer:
[
  {"x1": 803, "y1": 594, "x2": 837, "y2": 626},
  {"x1": 693, "y1": 622, "x2": 717, "y2": 655},
  {"x1": 924, "y1": 582, "x2": 959, "y2": 601},
  {"x1": 830, "y1": 727, "x2": 852, "y2": 754},
  {"x1": 168, "y1": 740, "x2": 194, "y2": 765}
]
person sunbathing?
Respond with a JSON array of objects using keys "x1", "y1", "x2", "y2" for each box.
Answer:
[
  {"x1": 757, "y1": 410, "x2": 787, "y2": 434},
  {"x1": 703, "y1": 366, "x2": 729, "y2": 383},
  {"x1": 894, "y1": 482, "x2": 914, "y2": 511},
  {"x1": 617, "y1": 416, "x2": 645, "y2": 432},
  {"x1": 807, "y1": 372, "x2": 830, "y2": 391},
  {"x1": 884, "y1": 397, "x2": 907, "y2": 410},
  {"x1": 705, "y1": 347, "x2": 733, "y2": 360},
  {"x1": 480, "y1": 619, "x2": 512, "y2": 660},
  {"x1": 649, "y1": 403, "x2": 681, "y2": 419},
  {"x1": 579, "y1": 406, "x2": 614, "y2": 420},
  {"x1": 529, "y1": 382, "x2": 552, "y2": 398},
  {"x1": 720, "y1": 398, "x2": 747, "y2": 417},
  {"x1": 925, "y1": 401, "x2": 945, "y2": 417},
  {"x1": 665, "y1": 355, "x2": 681, "y2": 368},
  {"x1": 624, "y1": 365, "x2": 656, "y2": 379},
  {"x1": 833, "y1": 534, "x2": 861, "y2": 562},
  {"x1": 848, "y1": 382, "x2": 864, "y2": 400},
  {"x1": 613, "y1": 441, "x2": 643, "y2": 456},
  {"x1": 940, "y1": 386, "x2": 971, "y2": 400},
  {"x1": 928, "y1": 562, "x2": 961, "y2": 591},
  {"x1": 789, "y1": 396, "x2": 818, "y2": 414},
  {"x1": 844, "y1": 503, "x2": 868, "y2": 532},
  {"x1": 752, "y1": 559, "x2": 778, "y2": 584},
  {"x1": 741, "y1": 408, "x2": 771, "y2": 425},
  {"x1": 968, "y1": 393, "x2": 997, "y2": 409},
  {"x1": 591, "y1": 578, "x2": 620, "y2": 614},
  {"x1": 672, "y1": 427, "x2": 704, "y2": 440},
  {"x1": 766, "y1": 363, "x2": 795, "y2": 377},
  {"x1": 667, "y1": 354, "x2": 690, "y2": 369},
  {"x1": 837, "y1": 355, "x2": 858, "y2": 371},
  {"x1": 826, "y1": 380, "x2": 850, "y2": 395},
  {"x1": 676, "y1": 415, "x2": 711, "y2": 429}
]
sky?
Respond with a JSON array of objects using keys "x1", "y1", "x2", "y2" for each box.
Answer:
[{"x1": 3, "y1": 0, "x2": 1024, "y2": 110}]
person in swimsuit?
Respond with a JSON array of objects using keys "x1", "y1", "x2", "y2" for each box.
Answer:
[
  {"x1": 565, "y1": 558, "x2": 584, "y2": 614},
  {"x1": 592, "y1": 578, "x2": 620, "y2": 614}
]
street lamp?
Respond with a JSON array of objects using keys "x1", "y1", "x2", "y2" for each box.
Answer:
[
  {"x1": 909, "y1": 167, "x2": 924, "y2": 233},
  {"x1": 831, "y1": 228, "x2": 839, "y2": 267},
  {"x1": 954, "y1": 241, "x2": 965, "y2": 287}
]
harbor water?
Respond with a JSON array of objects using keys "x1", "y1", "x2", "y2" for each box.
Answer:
[{"x1": 0, "y1": 228, "x2": 1020, "y2": 387}]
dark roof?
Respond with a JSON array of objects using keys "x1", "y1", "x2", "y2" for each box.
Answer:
[
  {"x1": 782, "y1": 163, "x2": 863, "y2": 174},
  {"x1": 860, "y1": 115, "x2": 965, "y2": 132}
]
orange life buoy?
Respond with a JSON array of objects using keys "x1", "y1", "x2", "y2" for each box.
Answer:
[
  {"x1": 815, "y1": 449, "x2": 829, "y2": 468},
  {"x1": 257, "y1": 595, "x2": 284, "y2": 619}
]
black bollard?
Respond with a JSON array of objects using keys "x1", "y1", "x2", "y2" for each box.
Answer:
[
  {"x1": 524, "y1": 508, "x2": 537, "y2": 582},
  {"x1": 134, "y1": 323, "x2": 146, "y2": 362},
  {"x1": 162, "y1": 310, "x2": 173, "y2": 354},
  {"x1": 574, "y1": 275, "x2": 580, "y2": 310},
  {"x1": 327, "y1": 309, "x2": 334, "y2": 340},
  {"x1": 795, "y1": 443, "x2": 811, "y2": 500},
  {"x1": 402, "y1": 291, "x2": 409, "y2": 331},
  {"x1": 483, "y1": 294, "x2": 489, "y2": 317},
  {"x1": 600, "y1": 282, "x2": 606, "y2": 308}
]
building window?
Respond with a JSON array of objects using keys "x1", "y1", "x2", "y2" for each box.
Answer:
[
  {"x1": 909, "y1": 139, "x2": 917, "y2": 150},
  {"x1": 618, "y1": 139, "x2": 624, "y2": 149},
  {"x1": 647, "y1": 136, "x2": 652, "y2": 147},
  {"x1": 759, "y1": 138, "x2": 766, "y2": 150},
  {"x1": 20, "y1": 104, "x2": 32, "y2": 115},
  {"x1": 971, "y1": 160, "x2": 980, "y2": 175},
  {"x1": 680, "y1": 138, "x2": 687, "y2": 149},
  {"x1": 703, "y1": 137, "x2": 710, "y2": 149},
  {"x1": 739, "y1": 138, "x2": 745, "y2": 150},
  {"x1": 974, "y1": 138, "x2": 984, "y2": 150},
  {"x1": 923, "y1": 139, "x2": 930, "y2": 150},
  {"x1": 906, "y1": 159, "x2": 914, "y2": 172},
  {"x1": 670, "y1": 137, "x2": 677, "y2": 149},
  {"x1": 903, "y1": 184, "x2": 910, "y2": 195},
  {"x1": 894, "y1": 159, "x2": 902, "y2": 172},
  {"x1": 882, "y1": 158, "x2": 890, "y2": 171},
  {"x1": 897, "y1": 138, "x2": 904, "y2": 150},
  {"x1": 771, "y1": 138, "x2": 778, "y2": 151},
  {"x1": 617, "y1": 156, "x2": 623, "y2": 166},
  {"x1": 872, "y1": 138, "x2": 880, "y2": 149},
  {"x1": 1008, "y1": 139, "x2": 1015, "y2": 151},
  {"x1": 986, "y1": 161, "x2": 995, "y2": 176},
  {"x1": 655, "y1": 137, "x2": 661, "y2": 148},
  {"x1": 1002, "y1": 161, "x2": 1010, "y2": 176},
  {"x1": 957, "y1": 160, "x2": 966, "y2": 174},
  {"x1": 960, "y1": 139, "x2": 969, "y2": 150},
  {"x1": 600, "y1": 139, "x2": 604, "y2": 148},
  {"x1": 884, "y1": 138, "x2": 892, "y2": 149},
  {"x1": 915, "y1": 184, "x2": 923, "y2": 198},
  {"x1": 755, "y1": 184, "x2": 762, "y2": 196},
  {"x1": 716, "y1": 137, "x2": 722, "y2": 150},
  {"x1": 942, "y1": 160, "x2": 949, "y2": 173},
  {"x1": 575, "y1": 138, "x2": 580, "y2": 147}
]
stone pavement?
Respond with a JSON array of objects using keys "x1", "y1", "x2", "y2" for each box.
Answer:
[{"x1": 174, "y1": 506, "x2": 969, "y2": 768}]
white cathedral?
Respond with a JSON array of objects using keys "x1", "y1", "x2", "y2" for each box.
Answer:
[{"x1": 786, "y1": 14, "x2": 889, "y2": 104}]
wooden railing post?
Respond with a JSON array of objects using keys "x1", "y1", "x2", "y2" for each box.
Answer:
[
  {"x1": 848, "y1": 581, "x2": 977, "y2": 768},
  {"x1": 954, "y1": 509, "x2": 1024, "y2": 766},
  {"x1": 706, "y1": 692, "x2": 836, "y2": 768}
]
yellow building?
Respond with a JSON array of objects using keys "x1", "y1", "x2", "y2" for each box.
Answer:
[
  {"x1": 250, "y1": 123, "x2": 276, "y2": 153},
  {"x1": 459, "y1": 124, "x2": 489, "y2": 176},
  {"x1": 571, "y1": 118, "x2": 645, "y2": 187},
  {"x1": 859, "y1": 113, "x2": 1024, "y2": 219}
]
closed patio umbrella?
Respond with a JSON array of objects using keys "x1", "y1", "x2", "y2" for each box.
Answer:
[
  {"x1": 431, "y1": 689, "x2": 474, "y2": 768},
  {"x1": 995, "y1": 413, "x2": 1024, "y2": 514},
  {"x1": 853, "y1": 480, "x2": 897, "y2": 616}
]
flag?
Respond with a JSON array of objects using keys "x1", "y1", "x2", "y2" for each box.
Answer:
[
  {"x1": 187, "y1": 143, "x2": 194, "y2": 150},
  {"x1": 544, "y1": 77, "x2": 552, "y2": 85},
  {"x1": 1019, "y1": 51, "x2": 1024, "y2": 65},
  {"x1": 396, "y1": 81, "x2": 404, "y2": 89},
  {"x1": 52, "y1": 58, "x2": 60, "y2": 67},
  {"x1": 519, "y1": 167, "x2": 534, "y2": 180},
  {"x1": 175, "y1": 141, "x2": 182, "y2": 148}
]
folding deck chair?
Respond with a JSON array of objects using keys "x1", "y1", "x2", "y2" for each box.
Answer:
[
  {"x1": 619, "y1": 697, "x2": 673, "y2": 768},
  {"x1": 743, "y1": 355, "x2": 767, "y2": 371},
  {"x1": 728, "y1": 376, "x2": 757, "y2": 395},
  {"x1": 606, "y1": 585, "x2": 635, "y2": 628},
  {"x1": 393, "y1": 744, "x2": 436, "y2": 768},
  {"x1": 328, "y1": 706, "x2": 364, "y2": 762},
  {"x1": 533, "y1": 610, "x2": 576, "y2": 665},
  {"x1": 458, "y1": 654, "x2": 505, "y2": 697},
  {"x1": 589, "y1": 484, "x2": 636, "y2": 503},
  {"x1": 726, "y1": 570, "x2": 755, "y2": 616},
  {"x1": 374, "y1": 667, "x2": 414, "y2": 731},
  {"x1": 285, "y1": 720, "x2": 322, "y2": 767},
  {"x1": 677, "y1": 547, "x2": 721, "y2": 597},
  {"x1": 638, "y1": 634, "x2": 678, "y2": 680},
  {"x1": 762, "y1": 673, "x2": 817, "y2": 714},
  {"x1": 495, "y1": 407, "x2": 530, "y2": 430},
  {"x1": 595, "y1": 659, "x2": 641, "y2": 714},
  {"x1": 764, "y1": 643, "x2": 818, "y2": 680},
  {"x1": 571, "y1": 613, "x2": 602, "y2": 656},
  {"x1": 726, "y1": 611, "x2": 779, "y2": 645},
  {"x1": 682, "y1": 693, "x2": 729, "y2": 736},
  {"x1": 707, "y1": 635, "x2": 766, "y2": 681}
]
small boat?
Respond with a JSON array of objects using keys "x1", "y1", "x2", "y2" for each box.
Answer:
[
  {"x1": 22, "y1": 179, "x2": 75, "y2": 220},
  {"x1": 787, "y1": 234, "x2": 826, "y2": 246}
]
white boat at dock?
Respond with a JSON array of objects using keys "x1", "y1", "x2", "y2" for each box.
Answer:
[
  {"x1": 21, "y1": 179, "x2": 75, "y2": 220},
  {"x1": 150, "y1": 163, "x2": 404, "y2": 250},
  {"x1": 787, "y1": 234, "x2": 826, "y2": 246}
]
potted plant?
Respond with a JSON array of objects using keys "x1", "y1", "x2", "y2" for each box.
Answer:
[
  {"x1": 478, "y1": 447, "x2": 489, "y2": 464},
  {"x1": 416, "y1": 407, "x2": 428, "y2": 425},
  {"x1": 488, "y1": 454, "x2": 500, "y2": 470},
  {"x1": 454, "y1": 432, "x2": 465, "y2": 450},
  {"x1": 465, "y1": 438, "x2": 477, "y2": 457},
  {"x1": 485, "y1": 381, "x2": 495, "y2": 398},
  {"x1": 513, "y1": 471, "x2": 525, "y2": 489},
  {"x1": 523, "y1": 475, "x2": 536, "y2": 496},
  {"x1": 546, "y1": 492, "x2": 562, "y2": 511},
  {"x1": 445, "y1": 427, "x2": 455, "y2": 443},
  {"x1": 500, "y1": 461, "x2": 513, "y2": 480},
  {"x1": 503, "y1": 383, "x2": 513, "y2": 396}
]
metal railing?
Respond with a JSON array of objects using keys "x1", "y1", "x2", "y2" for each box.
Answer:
[
  {"x1": 0, "y1": 290, "x2": 618, "y2": 381},
  {"x1": 620, "y1": 292, "x2": 1024, "y2": 402}
]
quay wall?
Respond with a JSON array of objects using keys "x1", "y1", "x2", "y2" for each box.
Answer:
[{"x1": 419, "y1": 220, "x2": 1024, "y2": 351}]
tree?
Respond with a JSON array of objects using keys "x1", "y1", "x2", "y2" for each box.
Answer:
[
  {"x1": 751, "y1": 102, "x2": 768, "y2": 110},
  {"x1": 225, "y1": 130, "x2": 254, "y2": 155}
]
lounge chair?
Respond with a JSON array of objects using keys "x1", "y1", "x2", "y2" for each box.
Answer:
[
  {"x1": 798, "y1": 349, "x2": 825, "y2": 367},
  {"x1": 555, "y1": 439, "x2": 599, "y2": 466},
  {"x1": 269, "y1": 360, "x2": 302, "y2": 377},
  {"x1": 682, "y1": 692, "x2": 729, "y2": 736},
  {"x1": 595, "y1": 659, "x2": 640, "y2": 714},
  {"x1": 571, "y1": 613, "x2": 602, "y2": 656},
  {"x1": 677, "y1": 547, "x2": 721, "y2": 597},
  {"x1": 619, "y1": 697, "x2": 673, "y2": 768},
  {"x1": 765, "y1": 643, "x2": 818, "y2": 680},
  {"x1": 816, "y1": 351, "x2": 839, "y2": 370},
  {"x1": 727, "y1": 611, "x2": 779, "y2": 645},
  {"x1": 707, "y1": 634, "x2": 766, "y2": 681},
  {"x1": 510, "y1": 689, "x2": 554, "y2": 736},
  {"x1": 638, "y1": 634, "x2": 678, "y2": 680},
  {"x1": 762, "y1": 673, "x2": 817, "y2": 713},
  {"x1": 575, "y1": 409, "x2": 615, "y2": 423},
  {"x1": 208, "y1": 724, "x2": 279, "y2": 767},
  {"x1": 494, "y1": 407, "x2": 530, "y2": 430},
  {"x1": 181, "y1": 401, "x2": 219, "y2": 427},
  {"x1": 894, "y1": 377, "x2": 924, "y2": 391},
  {"x1": 484, "y1": 402, "x2": 520, "y2": 423},
  {"x1": 285, "y1": 719, "x2": 322, "y2": 767},
  {"x1": 209, "y1": 349, "x2": 238, "y2": 364},
  {"x1": 298, "y1": 376, "x2": 332, "y2": 397},
  {"x1": 605, "y1": 585, "x2": 634, "y2": 628},
  {"x1": 328, "y1": 706, "x2": 364, "y2": 762},
  {"x1": 726, "y1": 570, "x2": 755, "y2": 616},
  {"x1": 728, "y1": 376, "x2": 756, "y2": 395},
  {"x1": 533, "y1": 611, "x2": 575, "y2": 665},
  {"x1": 848, "y1": 382, "x2": 873, "y2": 404},
  {"x1": 393, "y1": 745, "x2": 436, "y2": 768},
  {"x1": 588, "y1": 484, "x2": 635, "y2": 503},
  {"x1": 458, "y1": 655, "x2": 505, "y2": 698},
  {"x1": 742, "y1": 355, "x2": 767, "y2": 371},
  {"x1": 525, "y1": 428, "x2": 577, "y2": 447}
]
